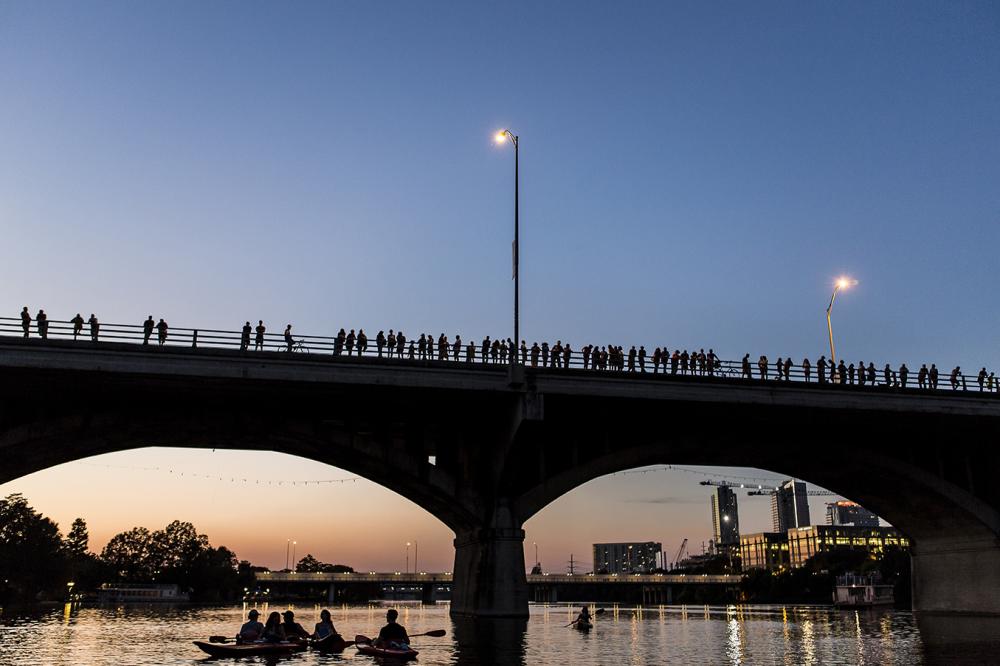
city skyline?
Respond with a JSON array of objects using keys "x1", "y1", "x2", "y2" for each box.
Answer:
[{"x1": 1, "y1": 2, "x2": 997, "y2": 581}]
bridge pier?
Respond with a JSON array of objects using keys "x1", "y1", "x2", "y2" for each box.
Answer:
[
  {"x1": 912, "y1": 537, "x2": 1000, "y2": 615},
  {"x1": 450, "y1": 516, "x2": 528, "y2": 618}
]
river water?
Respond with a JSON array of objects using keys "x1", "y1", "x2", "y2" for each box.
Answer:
[{"x1": 1, "y1": 602, "x2": 997, "y2": 665}]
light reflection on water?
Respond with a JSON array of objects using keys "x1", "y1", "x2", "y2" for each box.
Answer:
[{"x1": 0, "y1": 602, "x2": 997, "y2": 665}]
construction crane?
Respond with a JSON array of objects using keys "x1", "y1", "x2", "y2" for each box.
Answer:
[
  {"x1": 699, "y1": 479, "x2": 834, "y2": 496},
  {"x1": 672, "y1": 538, "x2": 688, "y2": 568}
]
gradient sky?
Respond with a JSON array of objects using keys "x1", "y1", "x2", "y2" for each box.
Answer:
[{"x1": 1, "y1": 2, "x2": 997, "y2": 572}]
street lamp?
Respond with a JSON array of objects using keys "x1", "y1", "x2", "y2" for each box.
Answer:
[
  {"x1": 494, "y1": 129, "x2": 520, "y2": 361},
  {"x1": 826, "y1": 277, "x2": 857, "y2": 379},
  {"x1": 533, "y1": 541, "x2": 539, "y2": 567},
  {"x1": 292, "y1": 541, "x2": 297, "y2": 570},
  {"x1": 285, "y1": 539, "x2": 291, "y2": 571},
  {"x1": 406, "y1": 542, "x2": 411, "y2": 574}
]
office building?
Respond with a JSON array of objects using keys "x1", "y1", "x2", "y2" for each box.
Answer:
[
  {"x1": 826, "y1": 501, "x2": 879, "y2": 527},
  {"x1": 739, "y1": 533, "x2": 790, "y2": 571},
  {"x1": 787, "y1": 525, "x2": 909, "y2": 567},
  {"x1": 592, "y1": 542, "x2": 662, "y2": 574},
  {"x1": 771, "y1": 480, "x2": 810, "y2": 532},
  {"x1": 711, "y1": 485, "x2": 740, "y2": 547}
]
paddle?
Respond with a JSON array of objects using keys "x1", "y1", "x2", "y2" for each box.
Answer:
[
  {"x1": 409, "y1": 629, "x2": 447, "y2": 638},
  {"x1": 209, "y1": 635, "x2": 232, "y2": 643}
]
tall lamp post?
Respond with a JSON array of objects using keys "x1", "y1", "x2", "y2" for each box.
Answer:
[
  {"x1": 494, "y1": 129, "x2": 520, "y2": 358},
  {"x1": 406, "y1": 542, "x2": 411, "y2": 574},
  {"x1": 826, "y1": 277, "x2": 856, "y2": 377}
]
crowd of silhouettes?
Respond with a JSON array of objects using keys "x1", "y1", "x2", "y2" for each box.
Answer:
[{"x1": 9, "y1": 307, "x2": 999, "y2": 394}]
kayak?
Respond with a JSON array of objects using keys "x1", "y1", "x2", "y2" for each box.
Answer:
[
  {"x1": 312, "y1": 632, "x2": 351, "y2": 652},
  {"x1": 193, "y1": 640, "x2": 307, "y2": 657},
  {"x1": 354, "y1": 635, "x2": 419, "y2": 660},
  {"x1": 575, "y1": 619, "x2": 593, "y2": 632}
]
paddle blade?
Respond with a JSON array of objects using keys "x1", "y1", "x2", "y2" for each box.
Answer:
[
  {"x1": 423, "y1": 629, "x2": 447, "y2": 637},
  {"x1": 208, "y1": 635, "x2": 231, "y2": 643}
]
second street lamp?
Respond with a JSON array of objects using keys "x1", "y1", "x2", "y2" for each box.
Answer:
[
  {"x1": 494, "y1": 129, "x2": 520, "y2": 361},
  {"x1": 826, "y1": 277, "x2": 857, "y2": 381}
]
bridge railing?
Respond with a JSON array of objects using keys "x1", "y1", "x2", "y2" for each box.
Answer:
[{"x1": 0, "y1": 316, "x2": 995, "y2": 394}]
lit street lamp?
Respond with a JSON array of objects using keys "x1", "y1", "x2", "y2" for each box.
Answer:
[
  {"x1": 826, "y1": 277, "x2": 857, "y2": 379},
  {"x1": 406, "y1": 542, "x2": 411, "y2": 574},
  {"x1": 285, "y1": 539, "x2": 291, "y2": 571},
  {"x1": 292, "y1": 541, "x2": 297, "y2": 570},
  {"x1": 494, "y1": 129, "x2": 520, "y2": 360}
]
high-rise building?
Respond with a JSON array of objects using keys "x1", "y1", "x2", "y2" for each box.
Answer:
[
  {"x1": 771, "y1": 480, "x2": 810, "y2": 532},
  {"x1": 592, "y1": 542, "x2": 662, "y2": 574},
  {"x1": 826, "y1": 500, "x2": 879, "y2": 527},
  {"x1": 711, "y1": 485, "x2": 740, "y2": 546}
]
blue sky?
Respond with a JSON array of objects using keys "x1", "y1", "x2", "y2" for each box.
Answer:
[{"x1": 1, "y1": 2, "x2": 997, "y2": 569}]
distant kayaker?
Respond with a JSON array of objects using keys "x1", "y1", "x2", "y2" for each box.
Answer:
[
  {"x1": 238, "y1": 609, "x2": 263, "y2": 642},
  {"x1": 281, "y1": 610, "x2": 310, "y2": 640},
  {"x1": 313, "y1": 608, "x2": 340, "y2": 640},
  {"x1": 261, "y1": 611, "x2": 286, "y2": 643},
  {"x1": 375, "y1": 608, "x2": 410, "y2": 649},
  {"x1": 575, "y1": 606, "x2": 591, "y2": 625}
]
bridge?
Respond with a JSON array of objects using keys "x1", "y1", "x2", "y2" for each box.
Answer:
[
  {"x1": 256, "y1": 571, "x2": 742, "y2": 605},
  {"x1": 1, "y1": 318, "x2": 999, "y2": 618}
]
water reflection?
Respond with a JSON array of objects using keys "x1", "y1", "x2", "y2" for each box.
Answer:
[
  {"x1": 1, "y1": 603, "x2": 998, "y2": 665},
  {"x1": 451, "y1": 616, "x2": 527, "y2": 666}
]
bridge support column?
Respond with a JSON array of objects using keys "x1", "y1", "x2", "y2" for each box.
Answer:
[
  {"x1": 450, "y1": 519, "x2": 528, "y2": 618},
  {"x1": 327, "y1": 584, "x2": 336, "y2": 604},
  {"x1": 912, "y1": 538, "x2": 1000, "y2": 615}
]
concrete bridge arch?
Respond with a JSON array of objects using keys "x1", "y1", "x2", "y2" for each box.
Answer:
[{"x1": 1, "y1": 338, "x2": 999, "y2": 618}]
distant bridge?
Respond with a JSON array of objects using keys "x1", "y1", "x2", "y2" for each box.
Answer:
[
  {"x1": 258, "y1": 571, "x2": 743, "y2": 605},
  {"x1": 1, "y1": 317, "x2": 999, "y2": 618}
]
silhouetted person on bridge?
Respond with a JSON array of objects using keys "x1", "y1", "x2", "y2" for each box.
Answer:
[
  {"x1": 775, "y1": 357, "x2": 784, "y2": 380},
  {"x1": 387, "y1": 330, "x2": 396, "y2": 358},
  {"x1": 241, "y1": 322, "x2": 251, "y2": 351},
  {"x1": 396, "y1": 331, "x2": 406, "y2": 357},
  {"x1": 143, "y1": 316, "x2": 154, "y2": 344},
  {"x1": 284, "y1": 325, "x2": 294, "y2": 352},
  {"x1": 453, "y1": 335, "x2": 462, "y2": 362},
  {"x1": 950, "y1": 367, "x2": 960, "y2": 390},
  {"x1": 884, "y1": 364, "x2": 892, "y2": 387},
  {"x1": 71, "y1": 313, "x2": 84, "y2": 340},
  {"x1": 20, "y1": 307, "x2": 30, "y2": 338},
  {"x1": 816, "y1": 356, "x2": 827, "y2": 384},
  {"x1": 564, "y1": 342, "x2": 572, "y2": 368},
  {"x1": 480, "y1": 337, "x2": 489, "y2": 364},
  {"x1": 36, "y1": 309, "x2": 48, "y2": 339},
  {"x1": 866, "y1": 362, "x2": 875, "y2": 386},
  {"x1": 408, "y1": 340, "x2": 415, "y2": 359},
  {"x1": 520, "y1": 340, "x2": 528, "y2": 365},
  {"x1": 899, "y1": 364, "x2": 909, "y2": 389},
  {"x1": 466, "y1": 340, "x2": 475, "y2": 363},
  {"x1": 741, "y1": 354, "x2": 752, "y2": 379},
  {"x1": 358, "y1": 329, "x2": 368, "y2": 356},
  {"x1": 335, "y1": 328, "x2": 346, "y2": 355},
  {"x1": 88, "y1": 314, "x2": 99, "y2": 342},
  {"x1": 847, "y1": 363, "x2": 855, "y2": 385},
  {"x1": 530, "y1": 342, "x2": 540, "y2": 367},
  {"x1": 156, "y1": 318, "x2": 168, "y2": 345},
  {"x1": 988, "y1": 372, "x2": 996, "y2": 392},
  {"x1": 836, "y1": 360, "x2": 846, "y2": 385},
  {"x1": 758, "y1": 355, "x2": 768, "y2": 380},
  {"x1": 802, "y1": 358, "x2": 811, "y2": 382},
  {"x1": 346, "y1": 329, "x2": 356, "y2": 355},
  {"x1": 254, "y1": 321, "x2": 265, "y2": 351},
  {"x1": 627, "y1": 346, "x2": 637, "y2": 372},
  {"x1": 856, "y1": 362, "x2": 863, "y2": 386},
  {"x1": 708, "y1": 349, "x2": 718, "y2": 376},
  {"x1": 918, "y1": 364, "x2": 928, "y2": 389},
  {"x1": 978, "y1": 368, "x2": 987, "y2": 391},
  {"x1": 929, "y1": 364, "x2": 939, "y2": 389},
  {"x1": 638, "y1": 346, "x2": 646, "y2": 372},
  {"x1": 829, "y1": 361, "x2": 837, "y2": 384},
  {"x1": 376, "y1": 330, "x2": 386, "y2": 357}
]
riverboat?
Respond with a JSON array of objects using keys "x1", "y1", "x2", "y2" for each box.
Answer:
[{"x1": 833, "y1": 573, "x2": 894, "y2": 608}]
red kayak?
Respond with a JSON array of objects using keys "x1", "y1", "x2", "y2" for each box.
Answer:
[
  {"x1": 354, "y1": 634, "x2": 419, "y2": 660},
  {"x1": 193, "y1": 640, "x2": 307, "y2": 657}
]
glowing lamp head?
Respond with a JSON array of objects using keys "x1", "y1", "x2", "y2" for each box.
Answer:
[
  {"x1": 835, "y1": 277, "x2": 856, "y2": 290},
  {"x1": 494, "y1": 130, "x2": 507, "y2": 144}
]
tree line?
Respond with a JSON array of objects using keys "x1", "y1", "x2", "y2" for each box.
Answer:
[{"x1": 0, "y1": 493, "x2": 262, "y2": 603}]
